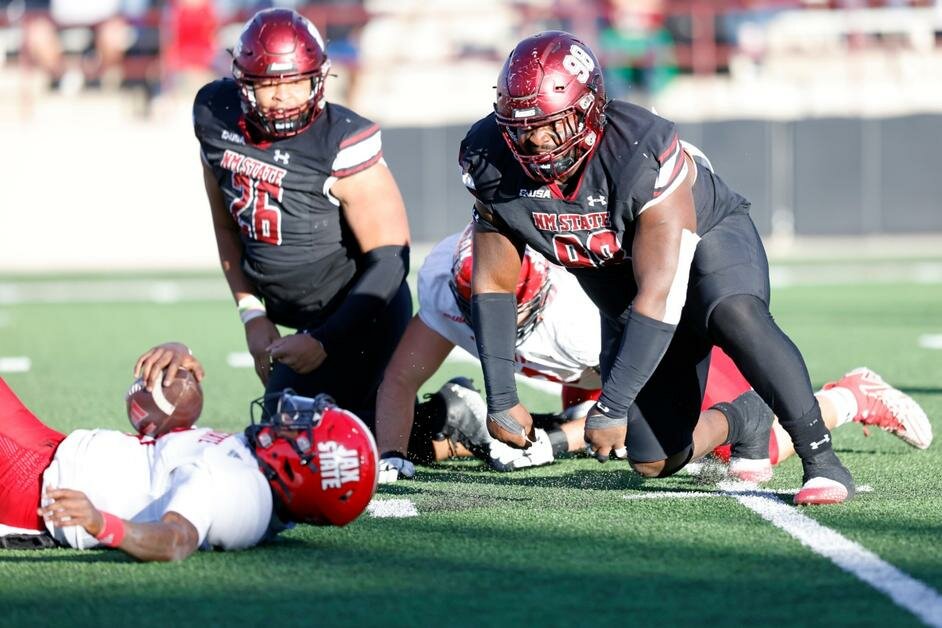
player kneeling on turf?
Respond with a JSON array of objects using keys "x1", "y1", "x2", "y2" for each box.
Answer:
[{"x1": 0, "y1": 343, "x2": 377, "y2": 561}]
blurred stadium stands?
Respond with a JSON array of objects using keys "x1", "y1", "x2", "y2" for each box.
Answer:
[{"x1": 0, "y1": 0, "x2": 940, "y2": 270}]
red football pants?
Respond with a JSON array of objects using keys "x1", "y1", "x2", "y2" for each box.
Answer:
[{"x1": 0, "y1": 377, "x2": 65, "y2": 530}]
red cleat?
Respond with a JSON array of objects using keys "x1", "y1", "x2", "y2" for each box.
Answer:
[
  {"x1": 794, "y1": 477, "x2": 850, "y2": 506},
  {"x1": 823, "y1": 368, "x2": 933, "y2": 450}
]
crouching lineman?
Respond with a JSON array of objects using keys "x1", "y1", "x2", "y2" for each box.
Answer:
[
  {"x1": 375, "y1": 227, "x2": 933, "y2": 501},
  {"x1": 0, "y1": 343, "x2": 378, "y2": 561}
]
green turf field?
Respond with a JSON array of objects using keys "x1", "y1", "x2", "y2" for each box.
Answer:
[{"x1": 0, "y1": 274, "x2": 940, "y2": 627}]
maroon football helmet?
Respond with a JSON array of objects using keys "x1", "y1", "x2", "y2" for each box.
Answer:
[
  {"x1": 494, "y1": 31, "x2": 607, "y2": 183},
  {"x1": 449, "y1": 224, "x2": 552, "y2": 343},
  {"x1": 246, "y1": 390, "x2": 378, "y2": 527},
  {"x1": 231, "y1": 8, "x2": 330, "y2": 138}
]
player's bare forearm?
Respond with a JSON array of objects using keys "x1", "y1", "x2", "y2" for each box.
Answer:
[
  {"x1": 118, "y1": 513, "x2": 200, "y2": 562},
  {"x1": 376, "y1": 316, "x2": 454, "y2": 454}
]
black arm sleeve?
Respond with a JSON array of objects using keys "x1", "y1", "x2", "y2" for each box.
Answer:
[
  {"x1": 307, "y1": 245, "x2": 409, "y2": 354},
  {"x1": 596, "y1": 309, "x2": 677, "y2": 419},
  {"x1": 471, "y1": 293, "x2": 519, "y2": 413}
]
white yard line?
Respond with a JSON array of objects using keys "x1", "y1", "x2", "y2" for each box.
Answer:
[
  {"x1": 918, "y1": 335, "x2": 942, "y2": 350},
  {"x1": 367, "y1": 498, "x2": 419, "y2": 518},
  {"x1": 227, "y1": 352, "x2": 255, "y2": 368},
  {"x1": 720, "y1": 482, "x2": 942, "y2": 628},
  {"x1": 0, "y1": 357, "x2": 31, "y2": 373},
  {"x1": 624, "y1": 482, "x2": 941, "y2": 627}
]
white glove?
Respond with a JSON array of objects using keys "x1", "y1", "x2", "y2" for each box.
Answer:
[
  {"x1": 486, "y1": 428, "x2": 555, "y2": 472},
  {"x1": 378, "y1": 456, "x2": 416, "y2": 484}
]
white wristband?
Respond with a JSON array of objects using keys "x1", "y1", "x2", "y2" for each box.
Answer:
[{"x1": 237, "y1": 295, "x2": 266, "y2": 325}]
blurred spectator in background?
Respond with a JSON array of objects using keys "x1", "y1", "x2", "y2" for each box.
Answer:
[
  {"x1": 161, "y1": 0, "x2": 218, "y2": 95},
  {"x1": 598, "y1": 0, "x2": 676, "y2": 98},
  {"x1": 22, "y1": 0, "x2": 132, "y2": 92}
]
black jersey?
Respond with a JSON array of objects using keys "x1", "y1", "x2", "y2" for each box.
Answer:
[
  {"x1": 193, "y1": 79, "x2": 383, "y2": 328},
  {"x1": 459, "y1": 101, "x2": 749, "y2": 273}
]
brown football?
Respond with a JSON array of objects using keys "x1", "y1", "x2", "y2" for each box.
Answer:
[{"x1": 126, "y1": 368, "x2": 203, "y2": 437}]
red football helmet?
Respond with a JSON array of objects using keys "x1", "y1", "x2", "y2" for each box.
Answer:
[
  {"x1": 246, "y1": 390, "x2": 378, "y2": 527},
  {"x1": 449, "y1": 224, "x2": 552, "y2": 343},
  {"x1": 494, "y1": 31, "x2": 607, "y2": 183},
  {"x1": 231, "y1": 8, "x2": 330, "y2": 138}
]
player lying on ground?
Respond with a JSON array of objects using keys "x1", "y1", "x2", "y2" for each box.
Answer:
[
  {"x1": 375, "y1": 228, "x2": 932, "y2": 491},
  {"x1": 0, "y1": 343, "x2": 378, "y2": 561}
]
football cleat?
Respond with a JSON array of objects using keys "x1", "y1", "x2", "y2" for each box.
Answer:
[
  {"x1": 486, "y1": 429, "x2": 555, "y2": 472},
  {"x1": 426, "y1": 377, "x2": 492, "y2": 459},
  {"x1": 794, "y1": 450, "x2": 855, "y2": 506},
  {"x1": 722, "y1": 391, "x2": 774, "y2": 483},
  {"x1": 728, "y1": 457, "x2": 773, "y2": 483},
  {"x1": 823, "y1": 368, "x2": 933, "y2": 450}
]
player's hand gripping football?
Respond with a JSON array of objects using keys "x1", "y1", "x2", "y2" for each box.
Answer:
[
  {"x1": 134, "y1": 342, "x2": 205, "y2": 391},
  {"x1": 584, "y1": 407, "x2": 629, "y2": 463},
  {"x1": 486, "y1": 403, "x2": 536, "y2": 449},
  {"x1": 245, "y1": 317, "x2": 281, "y2": 384},
  {"x1": 267, "y1": 333, "x2": 327, "y2": 375},
  {"x1": 38, "y1": 488, "x2": 106, "y2": 537}
]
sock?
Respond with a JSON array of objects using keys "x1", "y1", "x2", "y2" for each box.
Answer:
[
  {"x1": 817, "y1": 387, "x2": 857, "y2": 427},
  {"x1": 785, "y1": 404, "x2": 834, "y2": 461}
]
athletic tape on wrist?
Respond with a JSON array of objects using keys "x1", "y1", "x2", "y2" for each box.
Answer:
[
  {"x1": 95, "y1": 512, "x2": 126, "y2": 548},
  {"x1": 487, "y1": 410, "x2": 534, "y2": 444},
  {"x1": 585, "y1": 406, "x2": 629, "y2": 430},
  {"x1": 237, "y1": 295, "x2": 266, "y2": 325}
]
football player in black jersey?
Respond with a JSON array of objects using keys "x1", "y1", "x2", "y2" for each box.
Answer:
[
  {"x1": 459, "y1": 31, "x2": 854, "y2": 505},
  {"x1": 193, "y1": 9, "x2": 412, "y2": 430}
]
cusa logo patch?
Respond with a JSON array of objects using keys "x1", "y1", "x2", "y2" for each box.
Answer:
[{"x1": 318, "y1": 441, "x2": 361, "y2": 489}]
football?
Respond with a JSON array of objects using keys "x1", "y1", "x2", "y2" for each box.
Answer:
[{"x1": 125, "y1": 368, "x2": 203, "y2": 437}]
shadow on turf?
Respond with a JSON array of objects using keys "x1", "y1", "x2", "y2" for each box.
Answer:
[
  {"x1": 0, "y1": 550, "x2": 131, "y2": 563},
  {"x1": 898, "y1": 386, "x2": 942, "y2": 396},
  {"x1": 381, "y1": 467, "x2": 652, "y2": 491}
]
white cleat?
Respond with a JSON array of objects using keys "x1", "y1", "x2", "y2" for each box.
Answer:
[{"x1": 824, "y1": 368, "x2": 933, "y2": 450}]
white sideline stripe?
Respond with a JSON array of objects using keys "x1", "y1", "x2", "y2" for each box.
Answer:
[
  {"x1": 227, "y1": 352, "x2": 255, "y2": 368},
  {"x1": 718, "y1": 481, "x2": 942, "y2": 627},
  {"x1": 0, "y1": 357, "x2": 31, "y2": 373},
  {"x1": 918, "y1": 334, "x2": 942, "y2": 350},
  {"x1": 623, "y1": 485, "x2": 874, "y2": 500},
  {"x1": 624, "y1": 484, "x2": 940, "y2": 624},
  {"x1": 444, "y1": 347, "x2": 563, "y2": 396},
  {"x1": 367, "y1": 499, "x2": 418, "y2": 518}
]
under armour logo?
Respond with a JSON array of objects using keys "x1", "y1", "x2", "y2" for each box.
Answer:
[
  {"x1": 809, "y1": 434, "x2": 831, "y2": 450},
  {"x1": 587, "y1": 195, "x2": 607, "y2": 207},
  {"x1": 273, "y1": 150, "x2": 290, "y2": 165}
]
